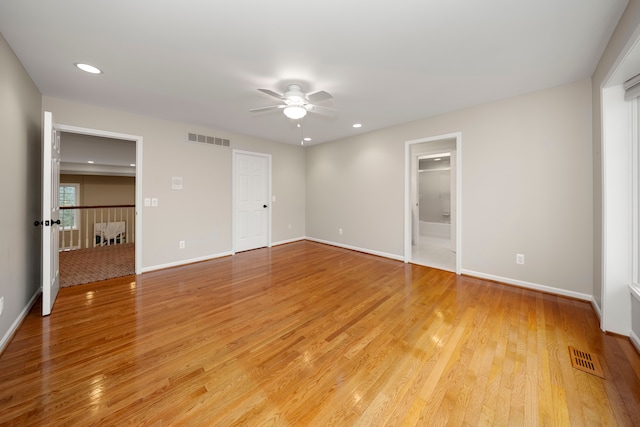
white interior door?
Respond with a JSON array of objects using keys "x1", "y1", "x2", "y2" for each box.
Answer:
[
  {"x1": 42, "y1": 111, "x2": 60, "y2": 316},
  {"x1": 234, "y1": 152, "x2": 270, "y2": 252}
]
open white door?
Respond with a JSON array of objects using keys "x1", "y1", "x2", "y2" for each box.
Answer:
[
  {"x1": 234, "y1": 151, "x2": 270, "y2": 252},
  {"x1": 42, "y1": 111, "x2": 60, "y2": 316}
]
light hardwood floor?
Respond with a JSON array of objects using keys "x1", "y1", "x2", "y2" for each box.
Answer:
[{"x1": 1, "y1": 241, "x2": 639, "y2": 425}]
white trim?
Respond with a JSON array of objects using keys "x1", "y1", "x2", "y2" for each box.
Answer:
[
  {"x1": 601, "y1": 24, "x2": 640, "y2": 88},
  {"x1": 600, "y1": 84, "x2": 607, "y2": 332},
  {"x1": 272, "y1": 237, "x2": 305, "y2": 246},
  {"x1": 54, "y1": 124, "x2": 143, "y2": 275},
  {"x1": 404, "y1": 132, "x2": 462, "y2": 275},
  {"x1": 231, "y1": 149, "x2": 272, "y2": 253},
  {"x1": 0, "y1": 290, "x2": 40, "y2": 353},
  {"x1": 601, "y1": 84, "x2": 634, "y2": 334},
  {"x1": 633, "y1": 99, "x2": 640, "y2": 295},
  {"x1": 631, "y1": 283, "x2": 640, "y2": 301},
  {"x1": 141, "y1": 251, "x2": 233, "y2": 273},
  {"x1": 305, "y1": 237, "x2": 404, "y2": 261},
  {"x1": 631, "y1": 329, "x2": 640, "y2": 354},
  {"x1": 461, "y1": 269, "x2": 593, "y2": 301},
  {"x1": 591, "y1": 298, "x2": 603, "y2": 322}
]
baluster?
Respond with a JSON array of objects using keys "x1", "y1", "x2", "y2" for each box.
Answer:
[
  {"x1": 85, "y1": 209, "x2": 89, "y2": 249},
  {"x1": 126, "y1": 207, "x2": 130, "y2": 244},
  {"x1": 61, "y1": 210, "x2": 66, "y2": 250},
  {"x1": 117, "y1": 207, "x2": 121, "y2": 244},
  {"x1": 74, "y1": 208, "x2": 78, "y2": 248}
]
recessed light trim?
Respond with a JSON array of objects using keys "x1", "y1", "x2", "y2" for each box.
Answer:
[
  {"x1": 352, "y1": 123, "x2": 362, "y2": 128},
  {"x1": 75, "y1": 63, "x2": 102, "y2": 74},
  {"x1": 304, "y1": 137, "x2": 311, "y2": 141},
  {"x1": 87, "y1": 160, "x2": 95, "y2": 164}
]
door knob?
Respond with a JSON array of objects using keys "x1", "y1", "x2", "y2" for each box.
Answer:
[{"x1": 263, "y1": 204, "x2": 268, "y2": 208}]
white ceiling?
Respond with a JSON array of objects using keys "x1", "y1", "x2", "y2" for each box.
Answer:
[
  {"x1": 0, "y1": 0, "x2": 628, "y2": 146},
  {"x1": 60, "y1": 133, "x2": 136, "y2": 176}
]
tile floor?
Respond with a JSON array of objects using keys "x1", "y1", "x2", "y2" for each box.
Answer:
[{"x1": 411, "y1": 235, "x2": 456, "y2": 272}]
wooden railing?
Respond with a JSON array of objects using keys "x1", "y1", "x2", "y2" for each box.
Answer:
[{"x1": 59, "y1": 205, "x2": 135, "y2": 251}]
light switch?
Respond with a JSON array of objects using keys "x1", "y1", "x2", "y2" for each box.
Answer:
[
  {"x1": 151, "y1": 198, "x2": 158, "y2": 207},
  {"x1": 144, "y1": 198, "x2": 151, "y2": 207},
  {"x1": 272, "y1": 195, "x2": 276, "y2": 203}
]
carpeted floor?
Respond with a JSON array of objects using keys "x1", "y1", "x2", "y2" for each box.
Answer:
[{"x1": 59, "y1": 243, "x2": 135, "y2": 287}]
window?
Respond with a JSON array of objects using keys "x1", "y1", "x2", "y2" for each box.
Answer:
[{"x1": 59, "y1": 183, "x2": 80, "y2": 230}]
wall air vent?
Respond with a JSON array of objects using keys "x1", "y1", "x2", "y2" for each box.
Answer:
[{"x1": 186, "y1": 132, "x2": 230, "y2": 147}]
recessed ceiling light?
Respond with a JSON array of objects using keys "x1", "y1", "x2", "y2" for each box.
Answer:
[
  {"x1": 304, "y1": 137, "x2": 311, "y2": 141},
  {"x1": 353, "y1": 123, "x2": 362, "y2": 128},
  {"x1": 434, "y1": 158, "x2": 442, "y2": 161},
  {"x1": 75, "y1": 63, "x2": 102, "y2": 74},
  {"x1": 87, "y1": 160, "x2": 94, "y2": 164},
  {"x1": 130, "y1": 163, "x2": 136, "y2": 167}
]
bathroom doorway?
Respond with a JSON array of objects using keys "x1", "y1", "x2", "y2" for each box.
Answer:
[{"x1": 404, "y1": 133, "x2": 461, "y2": 273}]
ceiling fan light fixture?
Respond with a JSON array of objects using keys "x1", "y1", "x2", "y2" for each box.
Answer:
[{"x1": 284, "y1": 105, "x2": 307, "y2": 119}]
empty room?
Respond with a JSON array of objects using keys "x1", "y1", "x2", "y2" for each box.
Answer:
[{"x1": 1, "y1": 1, "x2": 640, "y2": 425}]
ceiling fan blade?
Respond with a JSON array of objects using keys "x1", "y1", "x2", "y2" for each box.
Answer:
[
  {"x1": 307, "y1": 90, "x2": 332, "y2": 103},
  {"x1": 306, "y1": 104, "x2": 338, "y2": 116},
  {"x1": 249, "y1": 105, "x2": 285, "y2": 113},
  {"x1": 257, "y1": 89, "x2": 285, "y2": 100}
]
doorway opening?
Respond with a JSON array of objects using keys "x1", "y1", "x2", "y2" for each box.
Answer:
[
  {"x1": 55, "y1": 123, "x2": 143, "y2": 277},
  {"x1": 405, "y1": 133, "x2": 461, "y2": 273},
  {"x1": 58, "y1": 133, "x2": 138, "y2": 287}
]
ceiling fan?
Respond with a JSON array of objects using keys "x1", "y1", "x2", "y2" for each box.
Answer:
[{"x1": 250, "y1": 84, "x2": 337, "y2": 120}]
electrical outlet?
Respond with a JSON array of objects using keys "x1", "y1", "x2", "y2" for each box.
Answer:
[
  {"x1": 339, "y1": 228, "x2": 343, "y2": 236},
  {"x1": 179, "y1": 240, "x2": 185, "y2": 249},
  {"x1": 0, "y1": 296, "x2": 4, "y2": 316},
  {"x1": 516, "y1": 254, "x2": 525, "y2": 265}
]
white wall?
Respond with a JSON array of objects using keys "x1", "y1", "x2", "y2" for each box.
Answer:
[
  {"x1": 0, "y1": 33, "x2": 42, "y2": 350},
  {"x1": 43, "y1": 97, "x2": 306, "y2": 271},
  {"x1": 307, "y1": 79, "x2": 593, "y2": 296},
  {"x1": 419, "y1": 170, "x2": 450, "y2": 223}
]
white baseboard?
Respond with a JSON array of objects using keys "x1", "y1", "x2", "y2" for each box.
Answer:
[
  {"x1": 1, "y1": 289, "x2": 41, "y2": 353},
  {"x1": 631, "y1": 330, "x2": 640, "y2": 354},
  {"x1": 271, "y1": 237, "x2": 305, "y2": 247},
  {"x1": 141, "y1": 251, "x2": 233, "y2": 273},
  {"x1": 305, "y1": 237, "x2": 404, "y2": 261},
  {"x1": 591, "y1": 298, "x2": 603, "y2": 322},
  {"x1": 460, "y1": 269, "x2": 592, "y2": 301}
]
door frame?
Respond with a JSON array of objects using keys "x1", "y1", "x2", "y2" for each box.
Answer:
[
  {"x1": 231, "y1": 149, "x2": 272, "y2": 254},
  {"x1": 404, "y1": 132, "x2": 462, "y2": 274},
  {"x1": 55, "y1": 123, "x2": 143, "y2": 274}
]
